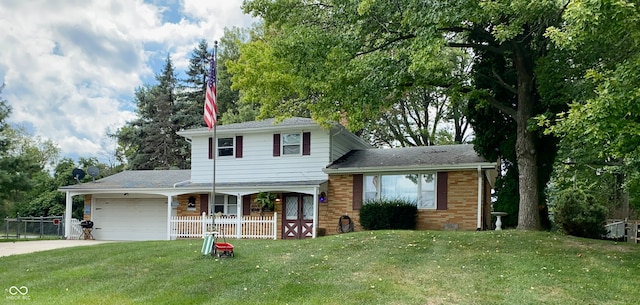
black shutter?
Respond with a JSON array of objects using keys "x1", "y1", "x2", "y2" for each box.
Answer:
[
  {"x1": 235, "y1": 136, "x2": 243, "y2": 158},
  {"x1": 273, "y1": 134, "x2": 281, "y2": 157},
  {"x1": 208, "y1": 137, "x2": 213, "y2": 159},
  {"x1": 437, "y1": 172, "x2": 448, "y2": 210},
  {"x1": 242, "y1": 195, "x2": 251, "y2": 215},
  {"x1": 200, "y1": 194, "x2": 209, "y2": 214},
  {"x1": 302, "y1": 132, "x2": 311, "y2": 155},
  {"x1": 353, "y1": 174, "x2": 363, "y2": 210}
]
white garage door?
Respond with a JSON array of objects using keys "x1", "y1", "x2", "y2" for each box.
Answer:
[{"x1": 92, "y1": 198, "x2": 167, "y2": 241}]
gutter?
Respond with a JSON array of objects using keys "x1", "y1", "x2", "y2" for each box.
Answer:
[{"x1": 323, "y1": 162, "x2": 497, "y2": 174}]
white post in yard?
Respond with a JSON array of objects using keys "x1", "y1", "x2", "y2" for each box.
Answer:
[
  {"x1": 477, "y1": 165, "x2": 483, "y2": 230},
  {"x1": 64, "y1": 191, "x2": 72, "y2": 239}
]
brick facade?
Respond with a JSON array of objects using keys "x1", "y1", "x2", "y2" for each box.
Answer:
[
  {"x1": 318, "y1": 174, "x2": 362, "y2": 235},
  {"x1": 320, "y1": 171, "x2": 488, "y2": 235},
  {"x1": 83, "y1": 195, "x2": 92, "y2": 221}
]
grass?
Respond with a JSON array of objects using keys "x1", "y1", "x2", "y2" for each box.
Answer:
[{"x1": 1, "y1": 230, "x2": 639, "y2": 305}]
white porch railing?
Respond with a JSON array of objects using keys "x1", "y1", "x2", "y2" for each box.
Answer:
[
  {"x1": 170, "y1": 212, "x2": 277, "y2": 240},
  {"x1": 69, "y1": 218, "x2": 83, "y2": 239}
]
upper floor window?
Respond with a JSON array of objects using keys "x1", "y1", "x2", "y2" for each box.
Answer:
[
  {"x1": 209, "y1": 136, "x2": 243, "y2": 159},
  {"x1": 273, "y1": 132, "x2": 310, "y2": 156},
  {"x1": 282, "y1": 133, "x2": 301, "y2": 155},
  {"x1": 364, "y1": 173, "x2": 436, "y2": 209},
  {"x1": 218, "y1": 137, "x2": 234, "y2": 157}
]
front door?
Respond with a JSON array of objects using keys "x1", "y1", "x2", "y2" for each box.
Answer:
[{"x1": 283, "y1": 194, "x2": 314, "y2": 239}]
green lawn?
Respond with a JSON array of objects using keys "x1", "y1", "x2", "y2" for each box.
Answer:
[{"x1": 1, "y1": 230, "x2": 638, "y2": 305}]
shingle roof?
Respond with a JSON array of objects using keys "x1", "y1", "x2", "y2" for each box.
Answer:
[
  {"x1": 59, "y1": 169, "x2": 326, "y2": 191},
  {"x1": 183, "y1": 117, "x2": 319, "y2": 133},
  {"x1": 59, "y1": 170, "x2": 191, "y2": 190},
  {"x1": 325, "y1": 144, "x2": 492, "y2": 170}
]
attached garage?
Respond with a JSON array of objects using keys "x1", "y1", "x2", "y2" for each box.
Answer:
[{"x1": 92, "y1": 197, "x2": 168, "y2": 240}]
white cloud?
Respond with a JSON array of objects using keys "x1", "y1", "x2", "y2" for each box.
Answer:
[{"x1": 0, "y1": 0, "x2": 253, "y2": 162}]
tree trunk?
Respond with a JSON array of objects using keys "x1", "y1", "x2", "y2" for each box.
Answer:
[{"x1": 514, "y1": 49, "x2": 541, "y2": 230}]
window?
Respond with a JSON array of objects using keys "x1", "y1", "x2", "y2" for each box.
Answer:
[
  {"x1": 218, "y1": 137, "x2": 233, "y2": 157},
  {"x1": 212, "y1": 195, "x2": 238, "y2": 216},
  {"x1": 364, "y1": 173, "x2": 436, "y2": 209},
  {"x1": 282, "y1": 133, "x2": 301, "y2": 155}
]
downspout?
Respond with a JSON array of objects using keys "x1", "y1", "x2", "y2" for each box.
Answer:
[
  {"x1": 477, "y1": 165, "x2": 483, "y2": 230},
  {"x1": 313, "y1": 186, "x2": 319, "y2": 238},
  {"x1": 64, "y1": 191, "x2": 72, "y2": 239}
]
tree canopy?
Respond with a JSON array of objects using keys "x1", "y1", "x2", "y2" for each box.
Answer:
[{"x1": 238, "y1": 0, "x2": 578, "y2": 229}]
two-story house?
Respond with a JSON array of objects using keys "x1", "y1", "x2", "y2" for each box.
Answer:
[{"x1": 59, "y1": 117, "x2": 497, "y2": 241}]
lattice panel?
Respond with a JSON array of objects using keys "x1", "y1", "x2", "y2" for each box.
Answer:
[{"x1": 286, "y1": 197, "x2": 298, "y2": 220}]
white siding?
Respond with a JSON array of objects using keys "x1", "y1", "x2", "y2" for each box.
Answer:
[
  {"x1": 330, "y1": 130, "x2": 371, "y2": 162},
  {"x1": 191, "y1": 128, "x2": 331, "y2": 183}
]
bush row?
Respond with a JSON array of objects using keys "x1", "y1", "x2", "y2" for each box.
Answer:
[{"x1": 359, "y1": 199, "x2": 418, "y2": 230}]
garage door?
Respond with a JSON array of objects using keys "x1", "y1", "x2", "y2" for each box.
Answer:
[{"x1": 92, "y1": 198, "x2": 167, "y2": 240}]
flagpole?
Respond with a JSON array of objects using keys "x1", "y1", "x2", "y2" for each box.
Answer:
[{"x1": 212, "y1": 40, "x2": 218, "y2": 219}]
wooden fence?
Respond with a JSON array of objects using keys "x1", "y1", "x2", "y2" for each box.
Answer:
[{"x1": 170, "y1": 213, "x2": 277, "y2": 240}]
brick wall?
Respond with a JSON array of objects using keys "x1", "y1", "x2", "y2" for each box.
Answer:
[
  {"x1": 417, "y1": 171, "x2": 480, "y2": 231},
  {"x1": 83, "y1": 195, "x2": 92, "y2": 220},
  {"x1": 321, "y1": 171, "x2": 483, "y2": 234},
  {"x1": 319, "y1": 174, "x2": 361, "y2": 235},
  {"x1": 176, "y1": 194, "x2": 205, "y2": 217}
]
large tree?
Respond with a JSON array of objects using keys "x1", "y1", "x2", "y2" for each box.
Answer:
[
  {"x1": 544, "y1": 0, "x2": 640, "y2": 217},
  {"x1": 179, "y1": 30, "x2": 248, "y2": 128},
  {"x1": 240, "y1": 0, "x2": 572, "y2": 229},
  {"x1": 116, "y1": 56, "x2": 188, "y2": 169},
  {"x1": 0, "y1": 85, "x2": 51, "y2": 218}
]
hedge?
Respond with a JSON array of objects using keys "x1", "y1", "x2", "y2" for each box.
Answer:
[{"x1": 359, "y1": 198, "x2": 418, "y2": 230}]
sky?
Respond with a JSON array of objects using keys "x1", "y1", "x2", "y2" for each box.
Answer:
[{"x1": 0, "y1": 0, "x2": 255, "y2": 163}]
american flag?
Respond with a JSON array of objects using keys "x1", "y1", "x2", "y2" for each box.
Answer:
[{"x1": 204, "y1": 51, "x2": 217, "y2": 129}]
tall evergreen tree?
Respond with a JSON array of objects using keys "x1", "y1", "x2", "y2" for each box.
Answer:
[
  {"x1": 117, "y1": 56, "x2": 187, "y2": 169},
  {"x1": 177, "y1": 39, "x2": 210, "y2": 130}
]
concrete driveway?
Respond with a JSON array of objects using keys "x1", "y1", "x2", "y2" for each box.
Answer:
[{"x1": 0, "y1": 240, "x2": 112, "y2": 257}]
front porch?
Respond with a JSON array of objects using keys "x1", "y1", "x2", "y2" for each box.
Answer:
[{"x1": 170, "y1": 213, "x2": 278, "y2": 240}]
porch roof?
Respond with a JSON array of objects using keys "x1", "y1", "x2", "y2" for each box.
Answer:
[
  {"x1": 58, "y1": 169, "x2": 326, "y2": 194},
  {"x1": 324, "y1": 144, "x2": 496, "y2": 173},
  {"x1": 58, "y1": 170, "x2": 191, "y2": 191}
]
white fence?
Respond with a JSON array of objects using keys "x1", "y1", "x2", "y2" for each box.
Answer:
[
  {"x1": 69, "y1": 219, "x2": 83, "y2": 239},
  {"x1": 170, "y1": 213, "x2": 277, "y2": 240},
  {"x1": 605, "y1": 221, "x2": 626, "y2": 239}
]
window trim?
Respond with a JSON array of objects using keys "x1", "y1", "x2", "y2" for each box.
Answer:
[
  {"x1": 217, "y1": 137, "x2": 234, "y2": 158},
  {"x1": 281, "y1": 133, "x2": 302, "y2": 156},
  {"x1": 211, "y1": 194, "x2": 239, "y2": 216}
]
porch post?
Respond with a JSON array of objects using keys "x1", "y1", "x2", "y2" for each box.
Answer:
[
  {"x1": 236, "y1": 211, "x2": 244, "y2": 239},
  {"x1": 273, "y1": 212, "x2": 278, "y2": 240},
  {"x1": 64, "y1": 191, "x2": 72, "y2": 239},
  {"x1": 312, "y1": 186, "x2": 319, "y2": 238},
  {"x1": 167, "y1": 196, "x2": 172, "y2": 240},
  {"x1": 477, "y1": 166, "x2": 483, "y2": 230}
]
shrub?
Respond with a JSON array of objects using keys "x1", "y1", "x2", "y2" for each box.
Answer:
[
  {"x1": 359, "y1": 198, "x2": 418, "y2": 230},
  {"x1": 553, "y1": 187, "x2": 607, "y2": 239}
]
